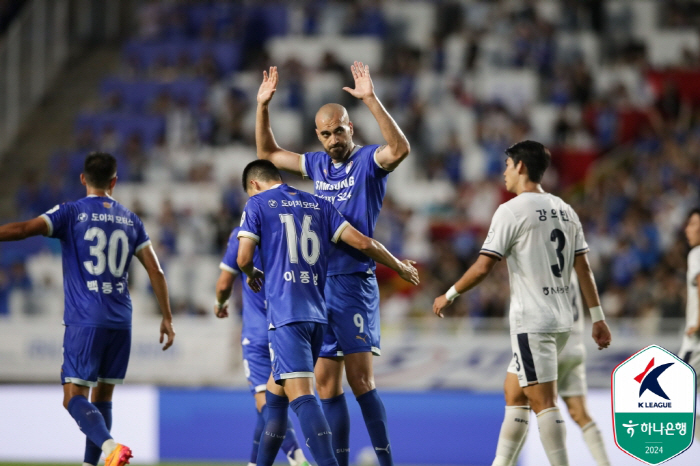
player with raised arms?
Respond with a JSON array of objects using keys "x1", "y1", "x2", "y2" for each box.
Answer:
[
  {"x1": 256, "y1": 61, "x2": 410, "y2": 466},
  {"x1": 508, "y1": 273, "x2": 611, "y2": 466},
  {"x1": 214, "y1": 228, "x2": 310, "y2": 466},
  {"x1": 682, "y1": 208, "x2": 700, "y2": 440},
  {"x1": 236, "y1": 160, "x2": 418, "y2": 466},
  {"x1": 432, "y1": 141, "x2": 612, "y2": 466},
  {"x1": 0, "y1": 152, "x2": 175, "y2": 466}
]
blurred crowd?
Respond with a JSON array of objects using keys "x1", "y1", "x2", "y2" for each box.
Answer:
[{"x1": 3, "y1": 0, "x2": 700, "y2": 328}]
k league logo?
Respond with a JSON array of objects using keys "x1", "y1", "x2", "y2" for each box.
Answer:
[{"x1": 612, "y1": 345, "x2": 696, "y2": 465}]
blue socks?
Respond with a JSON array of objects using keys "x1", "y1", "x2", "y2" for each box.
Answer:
[
  {"x1": 321, "y1": 394, "x2": 350, "y2": 466},
  {"x1": 357, "y1": 389, "x2": 393, "y2": 466},
  {"x1": 67, "y1": 396, "x2": 112, "y2": 454},
  {"x1": 84, "y1": 401, "x2": 112, "y2": 465},
  {"x1": 290, "y1": 395, "x2": 338, "y2": 466},
  {"x1": 256, "y1": 392, "x2": 289, "y2": 466},
  {"x1": 250, "y1": 405, "x2": 268, "y2": 464},
  {"x1": 280, "y1": 424, "x2": 302, "y2": 459}
]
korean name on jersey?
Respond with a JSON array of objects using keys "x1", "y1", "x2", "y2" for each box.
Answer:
[
  {"x1": 41, "y1": 196, "x2": 150, "y2": 329},
  {"x1": 237, "y1": 184, "x2": 349, "y2": 329},
  {"x1": 481, "y1": 193, "x2": 589, "y2": 334}
]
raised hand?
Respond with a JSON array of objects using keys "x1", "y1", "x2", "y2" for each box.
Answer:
[
  {"x1": 342, "y1": 61, "x2": 376, "y2": 101},
  {"x1": 398, "y1": 259, "x2": 420, "y2": 285},
  {"x1": 257, "y1": 66, "x2": 278, "y2": 105}
]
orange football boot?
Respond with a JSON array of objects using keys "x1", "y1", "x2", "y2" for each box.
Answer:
[{"x1": 104, "y1": 444, "x2": 133, "y2": 466}]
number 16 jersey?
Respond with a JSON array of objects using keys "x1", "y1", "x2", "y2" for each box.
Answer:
[
  {"x1": 480, "y1": 192, "x2": 588, "y2": 334},
  {"x1": 41, "y1": 195, "x2": 151, "y2": 329}
]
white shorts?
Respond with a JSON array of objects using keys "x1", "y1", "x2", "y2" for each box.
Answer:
[
  {"x1": 508, "y1": 332, "x2": 570, "y2": 388},
  {"x1": 557, "y1": 343, "x2": 587, "y2": 397},
  {"x1": 679, "y1": 335, "x2": 700, "y2": 388}
]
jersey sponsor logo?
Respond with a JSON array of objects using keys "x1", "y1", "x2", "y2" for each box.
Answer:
[
  {"x1": 77, "y1": 213, "x2": 88, "y2": 222},
  {"x1": 90, "y1": 213, "x2": 134, "y2": 226},
  {"x1": 315, "y1": 176, "x2": 355, "y2": 192},
  {"x1": 280, "y1": 199, "x2": 320, "y2": 210},
  {"x1": 268, "y1": 199, "x2": 278, "y2": 208},
  {"x1": 356, "y1": 335, "x2": 368, "y2": 344}
]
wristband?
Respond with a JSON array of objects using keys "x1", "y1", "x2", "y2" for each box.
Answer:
[
  {"x1": 589, "y1": 305, "x2": 605, "y2": 323},
  {"x1": 215, "y1": 299, "x2": 225, "y2": 310},
  {"x1": 446, "y1": 285, "x2": 461, "y2": 302}
]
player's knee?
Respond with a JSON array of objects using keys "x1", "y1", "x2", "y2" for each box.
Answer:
[
  {"x1": 566, "y1": 402, "x2": 591, "y2": 427},
  {"x1": 347, "y1": 373, "x2": 375, "y2": 397},
  {"x1": 315, "y1": 375, "x2": 343, "y2": 399},
  {"x1": 505, "y1": 390, "x2": 529, "y2": 406}
]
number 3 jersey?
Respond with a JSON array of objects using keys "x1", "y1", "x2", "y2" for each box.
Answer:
[
  {"x1": 481, "y1": 192, "x2": 588, "y2": 334},
  {"x1": 238, "y1": 184, "x2": 349, "y2": 328},
  {"x1": 41, "y1": 195, "x2": 150, "y2": 329}
]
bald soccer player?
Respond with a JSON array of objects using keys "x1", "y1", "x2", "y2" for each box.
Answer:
[{"x1": 255, "y1": 62, "x2": 410, "y2": 466}]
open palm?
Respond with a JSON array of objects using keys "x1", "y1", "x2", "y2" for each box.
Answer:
[
  {"x1": 257, "y1": 66, "x2": 278, "y2": 105},
  {"x1": 343, "y1": 61, "x2": 376, "y2": 100}
]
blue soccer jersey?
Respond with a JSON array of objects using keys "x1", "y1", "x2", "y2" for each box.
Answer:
[
  {"x1": 301, "y1": 144, "x2": 389, "y2": 276},
  {"x1": 220, "y1": 227, "x2": 268, "y2": 344},
  {"x1": 41, "y1": 195, "x2": 150, "y2": 329},
  {"x1": 238, "y1": 184, "x2": 349, "y2": 328}
]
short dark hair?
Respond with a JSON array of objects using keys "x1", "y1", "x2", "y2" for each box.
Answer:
[
  {"x1": 84, "y1": 152, "x2": 117, "y2": 189},
  {"x1": 688, "y1": 208, "x2": 700, "y2": 221},
  {"x1": 242, "y1": 159, "x2": 282, "y2": 191},
  {"x1": 505, "y1": 140, "x2": 550, "y2": 183}
]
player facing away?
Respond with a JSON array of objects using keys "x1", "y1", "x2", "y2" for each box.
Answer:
[
  {"x1": 256, "y1": 62, "x2": 411, "y2": 466},
  {"x1": 682, "y1": 208, "x2": 700, "y2": 441},
  {"x1": 508, "y1": 273, "x2": 611, "y2": 466},
  {"x1": 0, "y1": 152, "x2": 175, "y2": 466},
  {"x1": 432, "y1": 141, "x2": 612, "y2": 466},
  {"x1": 215, "y1": 228, "x2": 311, "y2": 466},
  {"x1": 236, "y1": 160, "x2": 419, "y2": 466}
]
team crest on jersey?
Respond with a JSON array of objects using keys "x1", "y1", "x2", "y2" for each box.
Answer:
[
  {"x1": 268, "y1": 199, "x2": 278, "y2": 208},
  {"x1": 346, "y1": 161, "x2": 354, "y2": 174},
  {"x1": 77, "y1": 213, "x2": 88, "y2": 222}
]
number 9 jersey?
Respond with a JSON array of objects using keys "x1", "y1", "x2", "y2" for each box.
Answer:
[
  {"x1": 480, "y1": 192, "x2": 588, "y2": 335},
  {"x1": 41, "y1": 195, "x2": 150, "y2": 329}
]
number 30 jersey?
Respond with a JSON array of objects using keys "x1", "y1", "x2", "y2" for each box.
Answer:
[
  {"x1": 41, "y1": 195, "x2": 150, "y2": 329},
  {"x1": 480, "y1": 192, "x2": 588, "y2": 334},
  {"x1": 238, "y1": 184, "x2": 349, "y2": 328}
]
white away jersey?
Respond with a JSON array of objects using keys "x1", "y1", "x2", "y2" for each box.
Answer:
[
  {"x1": 481, "y1": 193, "x2": 588, "y2": 334},
  {"x1": 685, "y1": 246, "x2": 700, "y2": 336}
]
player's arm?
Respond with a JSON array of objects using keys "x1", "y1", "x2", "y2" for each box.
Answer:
[
  {"x1": 690, "y1": 279, "x2": 700, "y2": 336},
  {"x1": 214, "y1": 270, "x2": 237, "y2": 318},
  {"x1": 255, "y1": 66, "x2": 304, "y2": 175},
  {"x1": 135, "y1": 245, "x2": 175, "y2": 350},
  {"x1": 343, "y1": 61, "x2": 410, "y2": 172},
  {"x1": 236, "y1": 237, "x2": 264, "y2": 293},
  {"x1": 574, "y1": 253, "x2": 612, "y2": 350},
  {"x1": 338, "y1": 225, "x2": 419, "y2": 285},
  {"x1": 0, "y1": 217, "x2": 48, "y2": 241},
  {"x1": 432, "y1": 254, "x2": 499, "y2": 318}
]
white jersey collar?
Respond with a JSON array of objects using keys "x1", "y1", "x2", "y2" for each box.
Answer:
[{"x1": 332, "y1": 145, "x2": 362, "y2": 169}]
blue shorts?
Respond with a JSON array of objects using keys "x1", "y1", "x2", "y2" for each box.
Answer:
[
  {"x1": 242, "y1": 339, "x2": 272, "y2": 394},
  {"x1": 269, "y1": 322, "x2": 326, "y2": 383},
  {"x1": 61, "y1": 325, "x2": 131, "y2": 387},
  {"x1": 320, "y1": 273, "x2": 381, "y2": 358}
]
